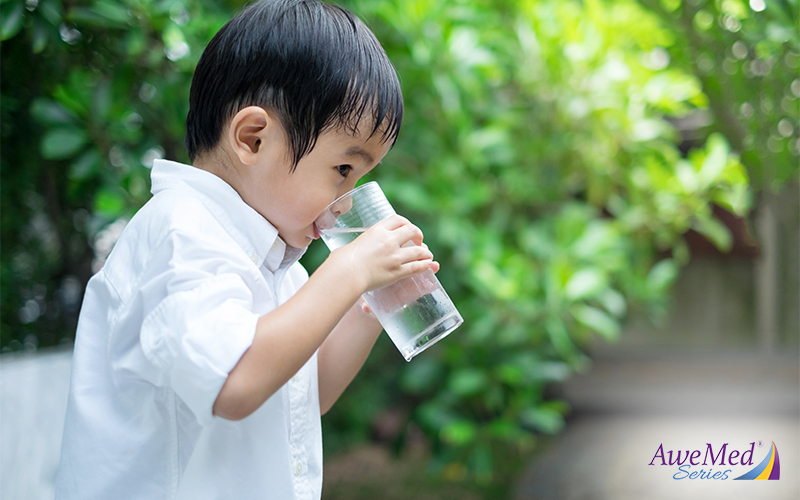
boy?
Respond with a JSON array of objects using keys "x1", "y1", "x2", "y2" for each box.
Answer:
[{"x1": 55, "y1": 1, "x2": 435, "y2": 498}]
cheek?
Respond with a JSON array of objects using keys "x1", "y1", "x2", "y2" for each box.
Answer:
[
  {"x1": 310, "y1": 195, "x2": 336, "y2": 222},
  {"x1": 291, "y1": 192, "x2": 330, "y2": 227}
]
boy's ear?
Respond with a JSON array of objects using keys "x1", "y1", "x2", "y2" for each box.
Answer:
[{"x1": 227, "y1": 106, "x2": 279, "y2": 165}]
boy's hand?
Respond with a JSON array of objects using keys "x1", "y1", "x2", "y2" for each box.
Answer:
[
  {"x1": 357, "y1": 256, "x2": 439, "y2": 315},
  {"x1": 331, "y1": 214, "x2": 434, "y2": 294}
]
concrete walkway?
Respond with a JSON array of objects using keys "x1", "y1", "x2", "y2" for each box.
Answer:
[
  {"x1": 0, "y1": 347, "x2": 72, "y2": 500},
  {"x1": 2, "y1": 344, "x2": 798, "y2": 500},
  {"x1": 514, "y1": 346, "x2": 800, "y2": 500}
]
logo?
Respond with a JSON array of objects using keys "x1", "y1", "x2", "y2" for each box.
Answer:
[
  {"x1": 733, "y1": 441, "x2": 780, "y2": 480},
  {"x1": 649, "y1": 441, "x2": 781, "y2": 481}
]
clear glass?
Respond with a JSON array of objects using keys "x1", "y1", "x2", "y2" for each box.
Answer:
[{"x1": 315, "y1": 182, "x2": 463, "y2": 361}]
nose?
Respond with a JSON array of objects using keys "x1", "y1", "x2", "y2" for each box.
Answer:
[
  {"x1": 315, "y1": 193, "x2": 355, "y2": 231},
  {"x1": 330, "y1": 197, "x2": 353, "y2": 218}
]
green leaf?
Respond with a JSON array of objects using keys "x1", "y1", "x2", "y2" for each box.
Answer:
[
  {"x1": 441, "y1": 419, "x2": 477, "y2": 446},
  {"x1": 564, "y1": 268, "x2": 607, "y2": 300},
  {"x1": 417, "y1": 400, "x2": 457, "y2": 430},
  {"x1": 572, "y1": 305, "x2": 620, "y2": 341},
  {"x1": 527, "y1": 360, "x2": 572, "y2": 383},
  {"x1": 90, "y1": 0, "x2": 131, "y2": 25},
  {"x1": 432, "y1": 73, "x2": 461, "y2": 116},
  {"x1": 125, "y1": 31, "x2": 147, "y2": 56},
  {"x1": 520, "y1": 225, "x2": 554, "y2": 259},
  {"x1": 697, "y1": 133, "x2": 729, "y2": 189},
  {"x1": 66, "y1": 7, "x2": 112, "y2": 27},
  {"x1": 720, "y1": 0, "x2": 748, "y2": 18},
  {"x1": 712, "y1": 183, "x2": 749, "y2": 216},
  {"x1": 520, "y1": 406, "x2": 564, "y2": 434},
  {"x1": 487, "y1": 419, "x2": 521, "y2": 440},
  {"x1": 41, "y1": 128, "x2": 88, "y2": 159},
  {"x1": 31, "y1": 17, "x2": 49, "y2": 53},
  {"x1": 597, "y1": 288, "x2": 627, "y2": 318},
  {"x1": 471, "y1": 260, "x2": 518, "y2": 300},
  {"x1": 541, "y1": 399, "x2": 571, "y2": 415},
  {"x1": 466, "y1": 126, "x2": 510, "y2": 156},
  {"x1": 504, "y1": 365, "x2": 530, "y2": 387},
  {"x1": 69, "y1": 149, "x2": 102, "y2": 180},
  {"x1": 571, "y1": 221, "x2": 616, "y2": 258},
  {"x1": 766, "y1": 22, "x2": 795, "y2": 43},
  {"x1": 693, "y1": 214, "x2": 733, "y2": 252},
  {"x1": 469, "y1": 443, "x2": 493, "y2": 483},
  {"x1": 676, "y1": 159, "x2": 698, "y2": 192},
  {"x1": 37, "y1": 0, "x2": 63, "y2": 25},
  {"x1": 466, "y1": 313, "x2": 498, "y2": 343},
  {"x1": 1, "y1": 1, "x2": 24, "y2": 41},
  {"x1": 388, "y1": 181, "x2": 429, "y2": 211},
  {"x1": 92, "y1": 80, "x2": 112, "y2": 121},
  {"x1": 93, "y1": 188, "x2": 126, "y2": 218},
  {"x1": 400, "y1": 356, "x2": 442, "y2": 394},
  {"x1": 447, "y1": 368, "x2": 488, "y2": 397},
  {"x1": 545, "y1": 316, "x2": 579, "y2": 362},
  {"x1": 647, "y1": 259, "x2": 678, "y2": 292},
  {"x1": 30, "y1": 99, "x2": 78, "y2": 126}
]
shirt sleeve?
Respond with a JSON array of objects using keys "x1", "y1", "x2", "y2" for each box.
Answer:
[{"x1": 120, "y1": 229, "x2": 266, "y2": 426}]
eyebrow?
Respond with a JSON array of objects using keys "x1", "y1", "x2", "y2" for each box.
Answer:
[{"x1": 344, "y1": 146, "x2": 375, "y2": 165}]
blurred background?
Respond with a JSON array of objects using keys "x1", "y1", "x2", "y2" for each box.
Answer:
[{"x1": 1, "y1": 0, "x2": 798, "y2": 498}]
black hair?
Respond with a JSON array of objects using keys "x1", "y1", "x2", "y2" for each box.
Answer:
[{"x1": 185, "y1": 0, "x2": 403, "y2": 167}]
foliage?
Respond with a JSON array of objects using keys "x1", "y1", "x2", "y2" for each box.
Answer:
[
  {"x1": 637, "y1": 0, "x2": 799, "y2": 193},
  {"x1": 1, "y1": 0, "x2": 796, "y2": 483},
  {"x1": 313, "y1": 0, "x2": 797, "y2": 480},
  {"x1": 1, "y1": 0, "x2": 236, "y2": 349}
]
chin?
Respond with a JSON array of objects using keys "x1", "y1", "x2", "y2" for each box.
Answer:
[{"x1": 287, "y1": 237, "x2": 312, "y2": 250}]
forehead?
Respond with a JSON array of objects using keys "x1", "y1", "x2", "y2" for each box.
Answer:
[
  {"x1": 326, "y1": 110, "x2": 396, "y2": 141},
  {"x1": 314, "y1": 122, "x2": 393, "y2": 161},
  {"x1": 325, "y1": 99, "x2": 399, "y2": 141}
]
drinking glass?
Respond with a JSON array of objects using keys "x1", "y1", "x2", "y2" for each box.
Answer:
[{"x1": 315, "y1": 182, "x2": 463, "y2": 361}]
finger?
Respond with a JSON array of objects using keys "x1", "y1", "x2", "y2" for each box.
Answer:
[
  {"x1": 392, "y1": 223, "x2": 424, "y2": 247},
  {"x1": 399, "y1": 244, "x2": 433, "y2": 263},
  {"x1": 377, "y1": 214, "x2": 411, "y2": 231},
  {"x1": 400, "y1": 258, "x2": 433, "y2": 277},
  {"x1": 430, "y1": 261, "x2": 440, "y2": 274}
]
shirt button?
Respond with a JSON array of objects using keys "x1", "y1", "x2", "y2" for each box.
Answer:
[
  {"x1": 295, "y1": 462, "x2": 302, "y2": 475},
  {"x1": 250, "y1": 254, "x2": 258, "y2": 264}
]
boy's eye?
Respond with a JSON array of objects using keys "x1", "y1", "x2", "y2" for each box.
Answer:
[{"x1": 336, "y1": 164, "x2": 352, "y2": 177}]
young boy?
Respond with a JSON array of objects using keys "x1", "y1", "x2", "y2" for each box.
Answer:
[{"x1": 55, "y1": 1, "x2": 435, "y2": 498}]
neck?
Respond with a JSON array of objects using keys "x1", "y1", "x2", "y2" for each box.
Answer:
[
  {"x1": 192, "y1": 149, "x2": 275, "y2": 228},
  {"x1": 193, "y1": 149, "x2": 245, "y2": 194}
]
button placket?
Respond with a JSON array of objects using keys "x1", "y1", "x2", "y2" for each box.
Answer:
[{"x1": 288, "y1": 363, "x2": 310, "y2": 496}]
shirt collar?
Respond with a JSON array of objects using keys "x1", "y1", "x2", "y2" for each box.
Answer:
[{"x1": 150, "y1": 159, "x2": 305, "y2": 272}]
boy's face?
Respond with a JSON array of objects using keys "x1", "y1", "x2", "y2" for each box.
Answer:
[{"x1": 245, "y1": 121, "x2": 393, "y2": 249}]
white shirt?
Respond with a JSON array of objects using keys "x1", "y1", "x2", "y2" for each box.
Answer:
[{"x1": 56, "y1": 159, "x2": 322, "y2": 500}]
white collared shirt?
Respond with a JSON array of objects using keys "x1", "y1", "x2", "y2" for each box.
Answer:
[{"x1": 56, "y1": 159, "x2": 322, "y2": 500}]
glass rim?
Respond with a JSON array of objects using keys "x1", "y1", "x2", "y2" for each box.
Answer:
[{"x1": 322, "y1": 180, "x2": 381, "y2": 212}]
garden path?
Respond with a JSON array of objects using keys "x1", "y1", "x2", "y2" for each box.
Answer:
[
  {"x1": 514, "y1": 345, "x2": 800, "y2": 500},
  {"x1": 1, "y1": 343, "x2": 798, "y2": 500},
  {"x1": 0, "y1": 347, "x2": 72, "y2": 500}
]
